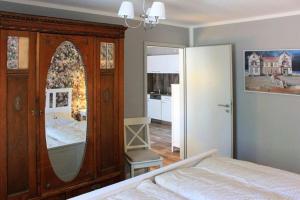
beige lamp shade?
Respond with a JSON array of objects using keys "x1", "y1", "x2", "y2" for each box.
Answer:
[
  {"x1": 145, "y1": 8, "x2": 158, "y2": 24},
  {"x1": 149, "y1": 2, "x2": 166, "y2": 20},
  {"x1": 118, "y1": 1, "x2": 134, "y2": 19}
]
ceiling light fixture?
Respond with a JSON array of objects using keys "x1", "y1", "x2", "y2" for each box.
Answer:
[{"x1": 118, "y1": 0, "x2": 166, "y2": 30}]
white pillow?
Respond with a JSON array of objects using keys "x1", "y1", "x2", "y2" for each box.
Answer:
[{"x1": 53, "y1": 112, "x2": 73, "y2": 120}]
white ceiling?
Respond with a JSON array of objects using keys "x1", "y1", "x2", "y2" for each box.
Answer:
[{"x1": 2, "y1": 0, "x2": 300, "y2": 27}]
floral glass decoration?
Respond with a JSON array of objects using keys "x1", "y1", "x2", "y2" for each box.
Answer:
[
  {"x1": 7, "y1": 36, "x2": 29, "y2": 69},
  {"x1": 100, "y1": 42, "x2": 115, "y2": 69},
  {"x1": 7, "y1": 36, "x2": 18, "y2": 69},
  {"x1": 100, "y1": 43, "x2": 107, "y2": 69},
  {"x1": 107, "y1": 43, "x2": 115, "y2": 69}
]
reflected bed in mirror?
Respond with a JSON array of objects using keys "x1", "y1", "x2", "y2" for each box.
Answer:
[
  {"x1": 45, "y1": 88, "x2": 87, "y2": 149},
  {"x1": 45, "y1": 88, "x2": 87, "y2": 182}
]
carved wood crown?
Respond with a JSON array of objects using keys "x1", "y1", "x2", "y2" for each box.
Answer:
[{"x1": 0, "y1": 11, "x2": 127, "y2": 38}]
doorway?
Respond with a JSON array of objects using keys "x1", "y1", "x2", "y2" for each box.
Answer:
[
  {"x1": 144, "y1": 43, "x2": 234, "y2": 168},
  {"x1": 144, "y1": 42, "x2": 185, "y2": 167}
]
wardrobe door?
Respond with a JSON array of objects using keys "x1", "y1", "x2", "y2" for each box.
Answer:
[
  {"x1": 39, "y1": 33, "x2": 94, "y2": 195},
  {"x1": 0, "y1": 30, "x2": 37, "y2": 199},
  {"x1": 96, "y1": 39, "x2": 124, "y2": 176}
]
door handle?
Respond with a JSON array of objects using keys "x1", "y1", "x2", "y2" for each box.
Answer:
[{"x1": 217, "y1": 104, "x2": 230, "y2": 108}]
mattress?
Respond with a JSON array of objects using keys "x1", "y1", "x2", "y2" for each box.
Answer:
[
  {"x1": 104, "y1": 180, "x2": 186, "y2": 200},
  {"x1": 195, "y1": 156, "x2": 300, "y2": 200},
  {"x1": 155, "y1": 167, "x2": 286, "y2": 200}
]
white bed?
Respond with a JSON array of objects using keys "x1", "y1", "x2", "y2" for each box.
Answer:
[
  {"x1": 70, "y1": 149, "x2": 300, "y2": 200},
  {"x1": 46, "y1": 113, "x2": 87, "y2": 149},
  {"x1": 45, "y1": 88, "x2": 87, "y2": 181},
  {"x1": 45, "y1": 88, "x2": 87, "y2": 149},
  {"x1": 103, "y1": 180, "x2": 185, "y2": 200}
]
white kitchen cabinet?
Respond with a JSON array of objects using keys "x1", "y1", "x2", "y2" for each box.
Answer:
[
  {"x1": 161, "y1": 96, "x2": 172, "y2": 122},
  {"x1": 147, "y1": 55, "x2": 179, "y2": 73},
  {"x1": 147, "y1": 99, "x2": 162, "y2": 120},
  {"x1": 147, "y1": 95, "x2": 172, "y2": 122},
  {"x1": 147, "y1": 56, "x2": 161, "y2": 73}
]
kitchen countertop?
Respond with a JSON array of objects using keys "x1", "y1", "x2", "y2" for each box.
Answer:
[{"x1": 148, "y1": 93, "x2": 172, "y2": 96}]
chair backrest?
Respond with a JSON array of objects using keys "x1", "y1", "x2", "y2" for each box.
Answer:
[{"x1": 124, "y1": 117, "x2": 151, "y2": 152}]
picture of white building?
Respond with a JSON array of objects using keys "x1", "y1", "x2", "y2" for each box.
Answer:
[
  {"x1": 248, "y1": 51, "x2": 292, "y2": 76},
  {"x1": 248, "y1": 52, "x2": 261, "y2": 76}
]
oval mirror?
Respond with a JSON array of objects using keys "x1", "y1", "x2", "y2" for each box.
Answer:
[{"x1": 45, "y1": 41, "x2": 87, "y2": 182}]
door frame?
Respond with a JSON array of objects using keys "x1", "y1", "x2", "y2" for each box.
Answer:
[
  {"x1": 143, "y1": 41, "x2": 187, "y2": 158},
  {"x1": 144, "y1": 43, "x2": 235, "y2": 159}
]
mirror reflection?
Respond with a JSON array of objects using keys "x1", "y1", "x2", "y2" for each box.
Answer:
[{"x1": 45, "y1": 41, "x2": 87, "y2": 182}]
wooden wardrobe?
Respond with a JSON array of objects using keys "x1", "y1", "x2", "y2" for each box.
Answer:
[{"x1": 0, "y1": 11, "x2": 126, "y2": 199}]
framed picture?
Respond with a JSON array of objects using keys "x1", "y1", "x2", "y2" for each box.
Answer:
[
  {"x1": 244, "y1": 49, "x2": 300, "y2": 95},
  {"x1": 45, "y1": 88, "x2": 73, "y2": 113},
  {"x1": 56, "y1": 92, "x2": 69, "y2": 107}
]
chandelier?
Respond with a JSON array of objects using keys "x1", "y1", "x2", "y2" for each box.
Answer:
[{"x1": 118, "y1": 0, "x2": 166, "y2": 29}]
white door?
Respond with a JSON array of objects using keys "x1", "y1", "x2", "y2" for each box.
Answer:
[{"x1": 186, "y1": 45, "x2": 233, "y2": 158}]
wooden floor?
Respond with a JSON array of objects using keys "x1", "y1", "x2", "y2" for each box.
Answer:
[{"x1": 149, "y1": 122, "x2": 180, "y2": 167}]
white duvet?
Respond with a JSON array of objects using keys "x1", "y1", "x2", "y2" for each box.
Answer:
[
  {"x1": 46, "y1": 116, "x2": 87, "y2": 149},
  {"x1": 104, "y1": 180, "x2": 186, "y2": 200},
  {"x1": 155, "y1": 167, "x2": 286, "y2": 200},
  {"x1": 196, "y1": 156, "x2": 300, "y2": 200},
  {"x1": 79, "y1": 153, "x2": 300, "y2": 200}
]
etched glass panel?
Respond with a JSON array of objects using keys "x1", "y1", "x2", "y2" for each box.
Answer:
[
  {"x1": 100, "y1": 42, "x2": 115, "y2": 69},
  {"x1": 107, "y1": 43, "x2": 115, "y2": 69},
  {"x1": 45, "y1": 41, "x2": 87, "y2": 182},
  {"x1": 100, "y1": 43, "x2": 107, "y2": 69},
  {"x1": 7, "y1": 36, "x2": 29, "y2": 69}
]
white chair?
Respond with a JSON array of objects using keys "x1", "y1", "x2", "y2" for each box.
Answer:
[{"x1": 124, "y1": 117, "x2": 163, "y2": 177}]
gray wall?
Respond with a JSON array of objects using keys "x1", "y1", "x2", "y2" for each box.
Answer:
[
  {"x1": 0, "y1": 1, "x2": 189, "y2": 117},
  {"x1": 194, "y1": 16, "x2": 300, "y2": 173},
  {"x1": 3, "y1": 0, "x2": 299, "y2": 175}
]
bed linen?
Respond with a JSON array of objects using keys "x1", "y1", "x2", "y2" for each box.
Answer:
[
  {"x1": 196, "y1": 156, "x2": 300, "y2": 200},
  {"x1": 46, "y1": 115, "x2": 86, "y2": 149},
  {"x1": 46, "y1": 135, "x2": 66, "y2": 148},
  {"x1": 155, "y1": 167, "x2": 287, "y2": 200},
  {"x1": 104, "y1": 180, "x2": 186, "y2": 200},
  {"x1": 70, "y1": 150, "x2": 300, "y2": 200}
]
